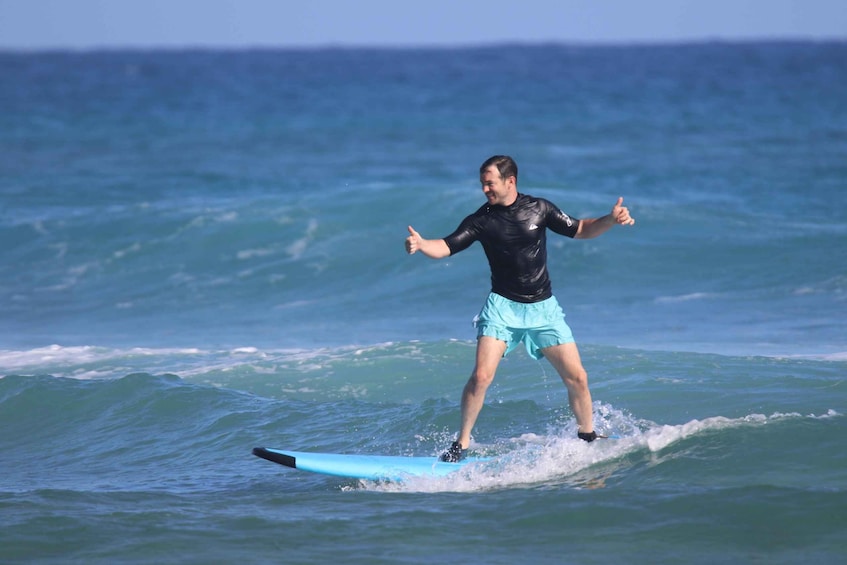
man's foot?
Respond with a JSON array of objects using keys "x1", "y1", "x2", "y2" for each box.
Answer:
[
  {"x1": 578, "y1": 431, "x2": 598, "y2": 442},
  {"x1": 439, "y1": 441, "x2": 467, "y2": 462}
]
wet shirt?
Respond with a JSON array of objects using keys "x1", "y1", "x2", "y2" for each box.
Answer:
[{"x1": 443, "y1": 193, "x2": 580, "y2": 303}]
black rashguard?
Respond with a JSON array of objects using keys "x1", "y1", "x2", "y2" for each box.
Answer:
[{"x1": 443, "y1": 193, "x2": 580, "y2": 304}]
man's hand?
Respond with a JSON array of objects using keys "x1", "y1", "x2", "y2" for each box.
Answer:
[
  {"x1": 405, "y1": 225, "x2": 422, "y2": 254},
  {"x1": 611, "y1": 197, "x2": 635, "y2": 226},
  {"x1": 405, "y1": 226, "x2": 451, "y2": 258}
]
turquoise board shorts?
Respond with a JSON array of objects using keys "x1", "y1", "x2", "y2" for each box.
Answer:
[{"x1": 474, "y1": 293, "x2": 575, "y2": 360}]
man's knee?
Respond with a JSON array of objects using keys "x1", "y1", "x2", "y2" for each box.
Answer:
[
  {"x1": 562, "y1": 366, "x2": 588, "y2": 389},
  {"x1": 468, "y1": 366, "x2": 496, "y2": 389},
  {"x1": 545, "y1": 347, "x2": 588, "y2": 388}
]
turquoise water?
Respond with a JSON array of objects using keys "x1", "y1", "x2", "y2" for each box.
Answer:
[{"x1": 1, "y1": 42, "x2": 846, "y2": 563}]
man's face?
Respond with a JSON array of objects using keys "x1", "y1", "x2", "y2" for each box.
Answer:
[{"x1": 480, "y1": 165, "x2": 516, "y2": 206}]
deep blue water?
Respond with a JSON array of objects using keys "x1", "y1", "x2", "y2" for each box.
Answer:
[{"x1": 1, "y1": 42, "x2": 845, "y2": 564}]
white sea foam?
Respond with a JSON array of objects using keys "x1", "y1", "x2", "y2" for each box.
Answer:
[
  {"x1": 654, "y1": 292, "x2": 715, "y2": 304},
  {"x1": 286, "y1": 218, "x2": 319, "y2": 259},
  {"x1": 0, "y1": 342, "x2": 375, "y2": 380},
  {"x1": 236, "y1": 247, "x2": 276, "y2": 260},
  {"x1": 785, "y1": 351, "x2": 847, "y2": 362},
  {"x1": 0, "y1": 344, "x2": 208, "y2": 378},
  {"x1": 361, "y1": 408, "x2": 840, "y2": 494}
]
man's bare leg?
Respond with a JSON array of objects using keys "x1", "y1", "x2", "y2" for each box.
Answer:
[
  {"x1": 542, "y1": 341, "x2": 594, "y2": 435},
  {"x1": 455, "y1": 336, "x2": 507, "y2": 448}
]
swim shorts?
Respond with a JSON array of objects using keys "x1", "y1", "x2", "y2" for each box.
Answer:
[{"x1": 474, "y1": 293, "x2": 575, "y2": 360}]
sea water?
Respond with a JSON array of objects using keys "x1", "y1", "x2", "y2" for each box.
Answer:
[{"x1": 1, "y1": 42, "x2": 845, "y2": 564}]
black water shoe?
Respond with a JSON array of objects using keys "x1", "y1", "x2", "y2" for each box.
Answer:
[
  {"x1": 578, "y1": 431, "x2": 598, "y2": 442},
  {"x1": 439, "y1": 441, "x2": 468, "y2": 462}
]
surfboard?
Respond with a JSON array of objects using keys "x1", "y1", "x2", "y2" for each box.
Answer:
[{"x1": 252, "y1": 447, "x2": 488, "y2": 480}]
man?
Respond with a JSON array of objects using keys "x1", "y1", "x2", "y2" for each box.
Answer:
[{"x1": 405, "y1": 155, "x2": 635, "y2": 462}]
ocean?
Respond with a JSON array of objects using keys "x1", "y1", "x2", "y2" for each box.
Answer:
[{"x1": 1, "y1": 42, "x2": 845, "y2": 564}]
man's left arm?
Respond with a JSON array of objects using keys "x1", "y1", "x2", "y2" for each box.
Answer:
[{"x1": 575, "y1": 197, "x2": 635, "y2": 239}]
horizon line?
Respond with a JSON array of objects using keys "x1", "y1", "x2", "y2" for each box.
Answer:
[{"x1": 2, "y1": 35, "x2": 845, "y2": 54}]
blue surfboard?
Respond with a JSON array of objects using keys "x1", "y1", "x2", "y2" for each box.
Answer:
[{"x1": 252, "y1": 447, "x2": 487, "y2": 480}]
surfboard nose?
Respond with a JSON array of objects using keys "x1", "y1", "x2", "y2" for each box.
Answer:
[{"x1": 252, "y1": 447, "x2": 297, "y2": 469}]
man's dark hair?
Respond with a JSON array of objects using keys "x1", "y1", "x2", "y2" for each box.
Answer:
[{"x1": 480, "y1": 155, "x2": 518, "y2": 182}]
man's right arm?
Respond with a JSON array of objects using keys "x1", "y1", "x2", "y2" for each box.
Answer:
[{"x1": 405, "y1": 226, "x2": 451, "y2": 259}]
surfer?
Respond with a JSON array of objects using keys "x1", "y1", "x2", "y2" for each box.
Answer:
[{"x1": 405, "y1": 155, "x2": 635, "y2": 462}]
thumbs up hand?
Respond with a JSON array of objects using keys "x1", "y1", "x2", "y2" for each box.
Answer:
[
  {"x1": 405, "y1": 225, "x2": 422, "y2": 254},
  {"x1": 611, "y1": 197, "x2": 635, "y2": 226}
]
